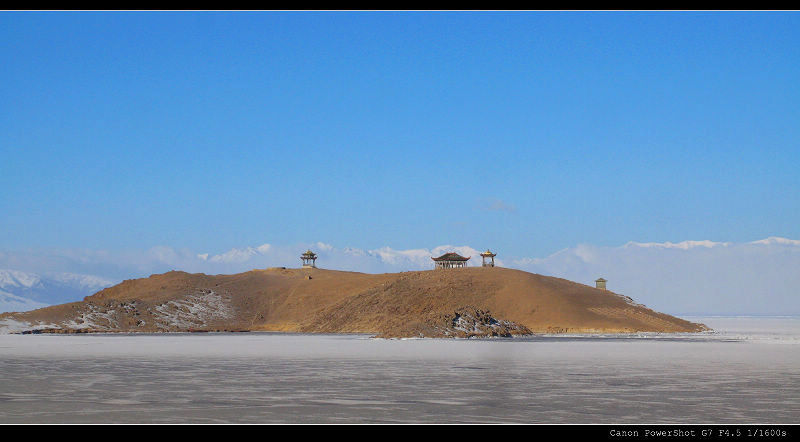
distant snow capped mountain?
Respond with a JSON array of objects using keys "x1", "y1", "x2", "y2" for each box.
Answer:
[
  {"x1": 0, "y1": 269, "x2": 115, "y2": 313},
  {"x1": 0, "y1": 290, "x2": 49, "y2": 313},
  {"x1": 623, "y1": 240, "x2": 731, "y2": 249},
  {"x1": 750, "y1": 236, "x2": 800, "y2": 246}
]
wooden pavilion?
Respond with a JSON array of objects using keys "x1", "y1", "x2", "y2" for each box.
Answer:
[
  {"x1": 301, "y1": 250, "x2": 318, "y2": 268},
  {"x1": 479, "y1": 249, "x2": 497, "y2": 267},
  {"x1": 431, "y1": 252, "x2": 470, "y2": 269}
]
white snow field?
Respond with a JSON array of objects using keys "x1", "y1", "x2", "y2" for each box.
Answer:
[{"x1": 0, "y1": 316, "x2": 798, "y2": 423}]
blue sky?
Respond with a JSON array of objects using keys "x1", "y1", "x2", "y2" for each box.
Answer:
[{"x1": 1, "y1": 11, "x2": 799, "y2": 260}]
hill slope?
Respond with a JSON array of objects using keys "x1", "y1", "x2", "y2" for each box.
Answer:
[{"x1": 0, "y1": 267, "x2": 707, "y2": 337}]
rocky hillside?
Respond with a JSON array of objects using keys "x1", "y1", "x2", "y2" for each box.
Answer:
[{"x1": 0, "y1": 267, "x2": 708, "y2": 338}]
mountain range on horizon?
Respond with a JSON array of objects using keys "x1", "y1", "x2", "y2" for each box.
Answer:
[
  {"x1": 0, "y1": 269, "x2": 114, "y2": 313},
  {"x1": 1, "y1": 236, "x2": 798, "y2": 316}
]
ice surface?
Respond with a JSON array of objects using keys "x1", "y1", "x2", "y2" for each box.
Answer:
[{"x1": 0, "y1": 316, "x2": 798, "y2": 423}]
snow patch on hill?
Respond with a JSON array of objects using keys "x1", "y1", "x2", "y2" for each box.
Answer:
[
  {"x1": 434, "y1": 307, "x2": 532, "y2": 338},
  {"x1": 153, "y1": 289, "x2": 233, "y2": 330},
  {"x1": 64, "y1": 304, "x2": 120, "y2": 330},
  {"x1": 0, "y1": 318, "x2": 59, "y2": 335}
]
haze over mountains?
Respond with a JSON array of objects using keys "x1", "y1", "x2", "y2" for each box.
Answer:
[
  {"x1": 0, "y1": 269, "x2": 114, "y2": 313},
  {"x1": 0, "y1": 237, "x2": 798, "y2": 315}
]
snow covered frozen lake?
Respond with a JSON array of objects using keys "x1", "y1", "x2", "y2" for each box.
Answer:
[{"x1": 0, "y1": 316, "x2": 798, "y2": 423}]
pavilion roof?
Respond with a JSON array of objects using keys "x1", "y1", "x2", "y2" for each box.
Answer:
[
  {"x1": 431, "y1": 252, "x2": 471, "y2": 262},
  {"x1": 480, "y1": 249, "x2": 496, "y2": 256},
  {"x1": 301, "y1": 250, "x2": 317, "y2": 257}
]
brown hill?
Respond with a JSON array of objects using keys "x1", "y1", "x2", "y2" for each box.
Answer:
[{"x1": 0, "y1": 267, "x2": 707, "y2": 337}]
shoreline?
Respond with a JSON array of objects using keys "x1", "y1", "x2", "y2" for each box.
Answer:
[{"x1": 7, "y1": 328, "x2": 719, "y2": 339}]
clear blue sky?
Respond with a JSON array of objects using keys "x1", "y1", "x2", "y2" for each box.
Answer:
[{"x1": 1, "y1": 11, "x2": 798, "y2": 258}]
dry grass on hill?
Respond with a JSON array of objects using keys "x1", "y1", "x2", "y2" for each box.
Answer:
[{"x1": 0, "y1": 267, "x2": 707, "y2": 337}]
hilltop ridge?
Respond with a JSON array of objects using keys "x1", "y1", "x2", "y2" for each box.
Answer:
[{"x1": 0, "y1": 267, "x2": 707, "y2": 337}]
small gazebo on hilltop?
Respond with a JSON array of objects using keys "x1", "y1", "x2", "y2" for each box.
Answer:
[
  {"x1": 301, "y1": 250, "x2": 317, "y2": 268},
  {"x1": 432, "y1": 252, "x2": 470, "y2": 269},
  {"x1": 479, "y1": 249, "x2": 497, "y2": 267},
  {"x1": 595, "y1": 278, "x2": 607, "y2": 290}
]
